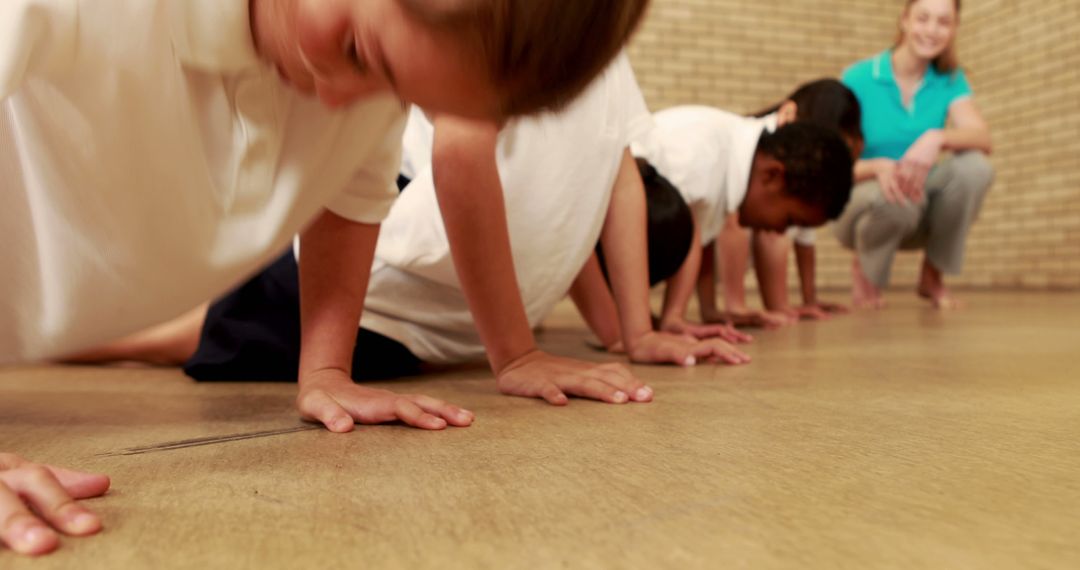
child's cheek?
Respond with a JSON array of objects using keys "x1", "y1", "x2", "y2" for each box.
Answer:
[{"x1": 294, "y1": 0, "x2": 353, "y2": 67}]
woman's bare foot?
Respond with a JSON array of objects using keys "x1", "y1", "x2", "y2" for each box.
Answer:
[
  {"x1": 851, "y1": 257, "x2": 885, "y2": 309},
  {"x1": 917, "y1": 259, "x2": 963, "y2": 309}
]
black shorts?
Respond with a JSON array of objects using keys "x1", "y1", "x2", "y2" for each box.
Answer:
[{"x1": 184, "y1": 250, "x2": 422, "y2": 382}]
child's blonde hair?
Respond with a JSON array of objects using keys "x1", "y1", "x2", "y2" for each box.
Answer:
[{"x1": 402, "y1": 0, "x2": 651, "y2": 116}]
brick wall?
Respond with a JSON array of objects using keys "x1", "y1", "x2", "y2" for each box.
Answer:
[{"x1": 629, "y1": 0, "x2": 1080, "y2": 291}]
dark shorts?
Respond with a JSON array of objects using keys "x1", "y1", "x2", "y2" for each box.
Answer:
[{"x1": 184, "y1": 250, "x2": 422, "y2": 382}]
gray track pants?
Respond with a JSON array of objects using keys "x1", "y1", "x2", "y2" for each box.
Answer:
[{"x1": 832, "y1": 152, "x2": 994, "y2": 288}]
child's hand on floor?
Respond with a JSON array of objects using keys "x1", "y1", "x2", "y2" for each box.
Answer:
[
  {"x1": 793, "y1": 305, "x2": 831, "y2": 320},
  {"x1": 713, "y1": 309, "x2": 793, "y2": 330},
  {"x1": 496, "y1": 350, "x2": 653, "y2": 406},
  {"x1": 814, "y1": 300, "x2": 850, "y2": 314},
  {"x1": 790, "y1": 301, "x2": 850, "y2": 321},
  {"x1": 0, "y1": 453, "x2": 109, "y2": 556},
  {"x1": 297, "y1": 370, "x2": 475, "y2": 433},
  {"x1": 627, "y1": 331, "x2": 751, "y2": 366},
  {"x1": 658, "y1": 318, "x2": 753, "y2": 345}
]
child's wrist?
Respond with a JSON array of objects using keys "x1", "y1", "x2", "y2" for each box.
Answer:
[
  {"x1": 491, "y1": 345, "x2": 540, "y2": 377},
  {"x1": 298, "y1": 365, "x2": 352, "y2": 386}
]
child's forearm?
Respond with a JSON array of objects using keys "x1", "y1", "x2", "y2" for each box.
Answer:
[
  {"x1": 752, "y1": 231, "x2": 791, "y2": 312},
  {"x1": 298, "y1": 210, "x2": 379, "y2": 382},
  {"x1": 660, "y1": 226, "x2": 702, "y2": 326},
  {"x1": 794, "y1": 243, "x2": 817, "y2": 305},
  {"x1": 431, "y1": 116, "x2": 536, "y2": 375},
  {"x1": 600, "y1": 149, "x2": 655, "y2": 348},
  {"x1": 718, "y1": 216, "x2": 751, "y2": 312},
  {"x1": 568, "y1": 254, "x2": 623, "y2": 349}
]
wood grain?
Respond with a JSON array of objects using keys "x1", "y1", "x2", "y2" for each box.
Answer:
[{"x1": 1, "y1": 292, "x2": 1078, "y2": 569}]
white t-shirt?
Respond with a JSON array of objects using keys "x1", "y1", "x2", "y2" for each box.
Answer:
[
  {"x1": 361, "y1": 55, "x2": 653, "y2": 363},
  {"x1": 398, "y1": 108, "x2": 435, "y2": 180},
  {"x1": 0, "y1": 0, "x2": 406, "y2": 362},
  {"x1": 632, "y1": 106, "x2": 769, "y2": 245}
]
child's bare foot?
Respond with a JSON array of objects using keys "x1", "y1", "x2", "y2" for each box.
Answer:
[
  {"x1": 851, "y1": 257, "x2": 885, "y2": 309},
  {"x1": 917, "y1": 259, "x2": 963, "y2": 309}
]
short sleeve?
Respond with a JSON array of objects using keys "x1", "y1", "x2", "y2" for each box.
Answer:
[
  {"x1": 0, "y1": 0, "x2": 77, "y2": 99},
  {"x1": 947, "y1": 68, "x2": 974, "y2": 105},
  {"x1": 840, "y1": 62, "x2": 863, "y2": 90},
  {"x1": 399, "y1": 106, "x2": 435, "y2": 180},
  {"x1": 324, "y1": 110, "x2": 407, "y2": 225},
  {"x1": 612, "y1": 53, "x2": 654, "y2": 146}
]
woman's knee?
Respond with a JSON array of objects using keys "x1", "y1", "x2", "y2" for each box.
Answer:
[
  {"x1": 864, "y1": 202, "x2": 921, "y2": 238},
  {"x1": 951, "y1": 152, "x2": 995, "y2": 194}
]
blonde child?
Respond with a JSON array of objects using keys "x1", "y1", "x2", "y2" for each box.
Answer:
[{"x1": 1, "y1": 0, "x2": 650, "y2": 556}]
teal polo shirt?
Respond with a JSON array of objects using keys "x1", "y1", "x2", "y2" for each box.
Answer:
[{"x1": 842, "y1": 50, "x2": 972, "y2": 160}]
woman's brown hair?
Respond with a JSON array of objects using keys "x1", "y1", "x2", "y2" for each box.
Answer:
[
  {"x1": 894, "y1": 0, "x2": 961, "y2": 73},
  {"x1": 401, "y1": 0, "x2": 651, "y2": 117}
]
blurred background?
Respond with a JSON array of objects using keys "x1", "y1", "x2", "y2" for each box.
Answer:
[{"x1": 628, "y1": 0, "x2": 1080, "y2": 290}]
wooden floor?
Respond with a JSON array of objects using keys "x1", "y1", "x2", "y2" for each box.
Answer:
[{"x1": 2, "y1": 291, "x2": 1079, "y2": 569}]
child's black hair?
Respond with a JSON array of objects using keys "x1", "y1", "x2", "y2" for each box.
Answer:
[
  {"x1": 756, "y1": 78, "x2": 863, "y2": 146},
  {"x1": 596, "y1": 158, "x2": 694, "y2": 286},
  {"x1": 756, "y1": 123, "x2": 854, "y2": 221}
]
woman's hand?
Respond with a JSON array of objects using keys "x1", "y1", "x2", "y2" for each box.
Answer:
[
  {"x1": 871, "y1": 159, "x2": 907, "y2": 204},
  {"x1": 896, "y1": 130, "x2": 945, "y2": 201}
]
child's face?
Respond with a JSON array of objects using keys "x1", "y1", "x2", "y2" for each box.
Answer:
[
  {"x1": 254, "y1": 0, "x2": 501, "y2": 119},
  {"x1": 737, "y1": 155, "x2": 828, "y2": 232}
]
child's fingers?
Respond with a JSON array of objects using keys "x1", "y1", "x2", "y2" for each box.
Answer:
[
  {"x1": 590, "y1": 368, "x2": 651, "y2": 403},
  {"x1": 0, "y1": 453, "x2": 25, "y2": 470},
  {"x1": 705, "y1": 324, "x2": 753, "y2": 344},
  {"x1": 559, "y1": 377, "x2": 628, "y2": 404},
  {"x1": 407, "y1": 395, "x2": 474, "y2": 427},
  {"x1": 44, "y1": 467, "x2": 110, "y2": 500},
  {"x1": 2, "y1": 466, "x2": 101, "y2": 538},
  {"x1": 592, "y1": 362, "x2": 641, "y2": 386},
  {"x1": 392, "y1": 398, "x2": 447, "y2": 430},
  {"x1": 654, "y1": 341, "x2": 696, "y2": 367},
  {"x1": 297, "y1": 389, "x2": 355, "y2": 433},
  {"x1": 0, "y1": 483, "x2": 58, "y2": 555},
  {"x1": 538, "y1": 383, "x2": 570, "y2": 406},
  {"x1": 686, "y1": 323, "x2": 721, "y2": 339},
  {"x1": 695, "y1": 342, "x2": 750, "y2": 365},
  {"x1": 725, "y1": 328, "x2": 754, "y2": 343},
  {"x1": 595, "y1": 361, "x2": 634, "y2": 379}
]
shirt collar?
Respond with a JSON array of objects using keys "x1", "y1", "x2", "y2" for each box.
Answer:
[
  {"x1": 760, "y1": 112, "x2": 779, "y2": 134},
  {"x1": 872, "y1": 50, "x2": 895, "y2": 85},
  {"x1": 168, "y1": 0, "x2": 263, "y2": 72},
  {"x1": 874, "y1": 49, "x2": 948, "y2": 86},
  {"x1": 726, "y1": 117, "x2": 765, "y2": 213}
]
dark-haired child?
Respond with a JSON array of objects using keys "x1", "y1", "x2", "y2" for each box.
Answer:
[
  {"x1": 629, "y1": 105, "x2": 854, "y2": 333},
  {"x1": 739, "y1": 79, "x2": 865, "y2": 323}
]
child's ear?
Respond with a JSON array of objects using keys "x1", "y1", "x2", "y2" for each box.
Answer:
[{"x1": 777, "y1": 101, "x2": 798, "y2": 126}]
